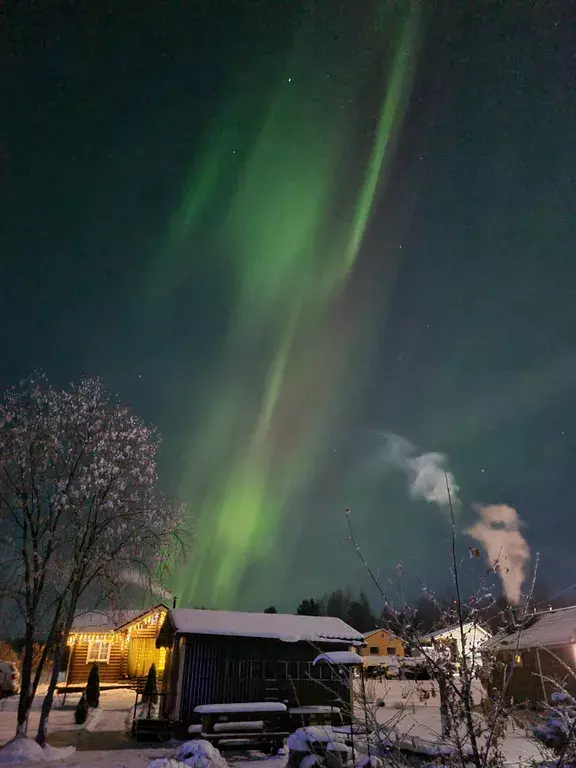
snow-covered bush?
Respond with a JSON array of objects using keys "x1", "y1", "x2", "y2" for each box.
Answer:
[
  {"x1": 148, "y1": 760, "x2": 189, "y2": 768},
  {"x1": 288, "y1": 727, "x2": 351, "y2": 768},
  {"x1": 533, "y1": 691, "x2": 576, "y2": 760},
  {"x1": 357, "y1": 757, "x2": 384, "y2": 768},
  {"x1": 175, "y1": 739, "x2": 228, "y2": 768}
]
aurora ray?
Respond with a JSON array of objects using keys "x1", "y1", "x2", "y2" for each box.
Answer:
[{"x1": 153, "y1": 0, "x2": 422, "y2": 607}]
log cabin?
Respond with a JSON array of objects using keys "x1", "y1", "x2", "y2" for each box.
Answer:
[
  {"x1": 484, "y1": 605, "x2": 576, "y2": 708},
  {"x1": 156, "y1": 608, "x2": 364, "y2": 735},
  {"x1": 64, "y1": 604, "x2": 168, "y2": 687}
]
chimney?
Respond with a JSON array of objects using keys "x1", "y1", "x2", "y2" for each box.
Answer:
[{"x1": 173, "y1": 596, "x2": 177, "y2": 609}]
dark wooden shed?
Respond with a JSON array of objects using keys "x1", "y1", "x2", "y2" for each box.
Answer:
[{"x1": 156, "y1": 608, "x2": 364, "y2": 733}]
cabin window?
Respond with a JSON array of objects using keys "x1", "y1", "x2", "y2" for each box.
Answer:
[
  {"x1": 87, "y1": 640, "x2": 111, "y2": 664},
  {"x1": 370, "y1": 647, "x2": 379, "y2": 654},
  {"x1": 514, "y1": 654, "x2": 523, "y2": 666},
  {"x1": 387, "y1": 647, "x2": 396, "y2": 656}
]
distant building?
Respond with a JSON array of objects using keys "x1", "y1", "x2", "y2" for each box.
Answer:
[
  {"x1": 415, "y1": 622, "x2": 491, "y2": 668},
  {"x1": 157, "y1": 608, "x2": 364, "y2": 735},
  {"x1": 484, "y1": 606, "x2": 576, "y2": 707},
  {"x1": 64, "y1": 604, "x2": 168, "y2": 687},
  {"x1": 359, "y1": 628, "x2": 405, "y2": 660}
]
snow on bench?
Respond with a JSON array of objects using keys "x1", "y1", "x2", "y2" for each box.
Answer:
[
  {"x1": 194, "y1": 702, "x2": 287, "y2": 714},
  {"x1": 213, "y1": 721, "x2": 265, "y2": 733},
  {"x1": 289, "y1": 706, "x2": 341, "y2": 714}
]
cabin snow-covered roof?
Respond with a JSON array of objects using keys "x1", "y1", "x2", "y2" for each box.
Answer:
[
  {"x1": 485, "y1": 606, "x2": 576, "y2": 652},
  {"x1": 71, "y1": 604, "x2": 168, "y2": 632},
  {"x1": 160, "y1": 609, "x2": 364, "y2": 645}
]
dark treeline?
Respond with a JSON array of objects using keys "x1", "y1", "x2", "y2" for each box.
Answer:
[{"x1": 288, "y1": 582, "x2": 576, "y2": 635}]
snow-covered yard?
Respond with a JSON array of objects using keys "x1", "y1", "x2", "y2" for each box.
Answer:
[
  {"x1": 364, "y1": 701, "x2": 541, "y2": 767},
  {"x1": 0, "y1": 684, "x2": 544, "y2": 768},
  {"x1": 0, "y1": 688, "x2": 136, "y2": 747}
]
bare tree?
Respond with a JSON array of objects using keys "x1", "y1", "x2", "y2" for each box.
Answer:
[
  {"x1": 343, "y1": 502, "x2": 537, "y2": 768},
  {"x1": 0, "y1": 374, "x2": 186, "y2": 745}
]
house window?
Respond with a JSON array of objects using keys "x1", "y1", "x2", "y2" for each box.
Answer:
[
  {"x1": 369, "y1": 647, "x2": 379, "y2": 654},
  {"x1": 387, "y1": 647, "x2": 396, "y2": 656},
  {"x1": 86, "y1": 640, "x2": 111, "y2": 664}
]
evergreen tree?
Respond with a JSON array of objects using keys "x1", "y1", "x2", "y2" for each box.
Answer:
[
  {"x1": 345, "y1": 591, "x2": 376, "y2": 632},
  {"x1": 142, "y1": 663, "x2": 158, "y2": 706},
  {"x1": 74, "y1": 693, "x2": 88, "y2": 724},
  {"x1": 264, "y1": 606, "x2": 277, "y2": 614},
  {"x1": 86, "y1": 663, "x2": 100, "y2": 708},
  {"x1": 325, "y1": 589, "x2": 351, "y2": 621},
  {"x1": 414, "y1": 595, "x2": 443, "y2": 633},
  {"x1": 296, "y1": 598, "x2": 323, "y2": 616}
]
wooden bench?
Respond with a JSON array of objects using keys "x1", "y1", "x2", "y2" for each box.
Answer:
[{"x1": 200, "y1": 730, "x2": 290, "y2": 753}]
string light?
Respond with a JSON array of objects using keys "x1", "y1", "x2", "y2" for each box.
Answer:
[{"x1": 67, "y1": 610, "x2": 167, "y2": 652}]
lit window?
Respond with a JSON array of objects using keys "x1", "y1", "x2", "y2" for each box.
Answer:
[
  {"x1": 514, "y1": 654, "x2": 522, "y2": 666},
  {"x1": 87, "y1": 640, "x2": 111, "y2": 664}
]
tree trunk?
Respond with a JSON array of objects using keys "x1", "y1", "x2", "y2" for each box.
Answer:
[
  {"x1": 15, "y1": 629, "x2": 37, "y2": 737},
  {"x1": 35, "y1": 642, "x2": 64, "y2": 746}
]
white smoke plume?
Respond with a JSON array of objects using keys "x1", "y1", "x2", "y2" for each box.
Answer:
[
  {"x1": 121, "y1": 568, "x2": 172, "y2": 600},
  {"x1": 382, "y1": 432, "x2": 459, "y2": 508},
  {"x1": 467, "y1": 504, "x2": 530, "y2": 605}
]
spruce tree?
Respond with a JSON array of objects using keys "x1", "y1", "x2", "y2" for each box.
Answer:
[
  {"x1": 86, "y1": 663, "x2": 100, "y2": 708},
  {"x1": 142, "y1": 663, "x2": 158, "y2": 706},
  {"x1": 74, "y1": 693, "x2": 88, "y2": 724}
]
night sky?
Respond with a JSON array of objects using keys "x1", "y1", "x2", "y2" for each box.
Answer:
[{"x1": 2, "y1": 1, "x2": 575, "y2": 612}]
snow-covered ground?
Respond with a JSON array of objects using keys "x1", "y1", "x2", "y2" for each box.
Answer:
[
  {"x1": 0, "y1": 683, "x2": 543, "y2": 768},
  {"x1": 362, "y1": 698, "x2": 541, "y2": 767},
  {"x1": 0, "y1": 688, "x2": 136, "y2": 747}
]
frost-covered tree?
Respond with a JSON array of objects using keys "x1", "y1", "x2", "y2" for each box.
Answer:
[{"x1": 0, "y1": 374, "x2": 186, "y2": 745}]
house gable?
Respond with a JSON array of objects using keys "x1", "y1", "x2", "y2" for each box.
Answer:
[{"x1": 360, "y1": 628, "x2": 404, "y2": 657}]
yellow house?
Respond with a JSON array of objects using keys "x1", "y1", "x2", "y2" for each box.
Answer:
[{"x1": 359, "y1": 628, "x2": 405, "y2": 658}]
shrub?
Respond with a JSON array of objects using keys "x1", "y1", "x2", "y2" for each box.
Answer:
[
  {"x1": 86, "y1": 663, "x2": 100, "y2": 708},
  {"x1": 75, "y1": 693, "x2": 88, "y2": 724},
  {"x1": 142, "y1": 663, "x2": 158, "y2": 706}
]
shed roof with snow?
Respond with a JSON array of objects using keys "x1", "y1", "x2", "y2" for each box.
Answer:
[
  {"x1": 485, "y1": 606, "x2": 576, "y2": 652},
  {"x1": 157, "y1": 608, "x2": 364, "y2": 646}
]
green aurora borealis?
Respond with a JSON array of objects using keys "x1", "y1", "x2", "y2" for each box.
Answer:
[
  {"x1": 5, "y1": 0, "x2": 576, "y2": 610},
  {"x1": 154, "y1": 0, "x2": 422, "y2": 607}
]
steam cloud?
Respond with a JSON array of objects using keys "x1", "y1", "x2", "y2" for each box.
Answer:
[
  {"x1": 121, "y1": 568, "x2": 172, "y2": 600},
  {"x1": 467, "y1": 504, "x2": 530, "y2": 605},
  {"x1": 382, "y1": 432, "x2": 459, "y2": 508}
]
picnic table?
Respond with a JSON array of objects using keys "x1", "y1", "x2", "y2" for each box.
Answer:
[{"x1": 189, "y1": 702, "x2": 290, "y2": 753}]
